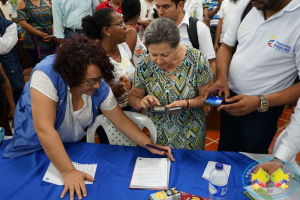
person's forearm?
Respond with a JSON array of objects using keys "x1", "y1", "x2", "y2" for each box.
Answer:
[
  {"x1": 264, "y1": 82, "x2": 300, "y2": 107},
  {"x1": 128, "y1": 94, "x2": 144, "y2": 110},
  {"x1": 102, "y1": 107, "x2": 152, "y2": 147},
  {"x1": 208, "y1": 6, "x2": 220, "y2": 18},
  {"x1": 215, "y1": 43, "x2": 233, "y2": 80},
  {"x1": 111, "y1": 84, "x2": 125, "y2": 98},
  {"x1": 19, "y1": 21, "x2": 45, "y2": 37},
  {"x1": 37, "y1": 127, "x2": 75, "y2": 175},
  {"x1": 208, "y1": 59, "x2": 216, "y2": 81},
  {"x1": 214, "y1": 20, "x2": 222, "y2": 46}
]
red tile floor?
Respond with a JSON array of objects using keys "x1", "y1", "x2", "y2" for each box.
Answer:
[{"x1": 23, "y1": 67, "x2": 300, "y2": 164}]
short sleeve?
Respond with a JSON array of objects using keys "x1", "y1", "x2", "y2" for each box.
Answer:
[
  {"x1": 133, "y1": 58, "x2": 148, "y2": 89},
  {"x1": 121, "y1": 42, "x2": 132, "y2": 60},
  {"x1": 17, "y1": 8, "x2": 28, "y2": 21},
  {"x1": 30, "y1": 70, "x2": 59, "y2": 102},
  {"x1": 194, "y1": 50, "x2": 213, "y2": 87},
  {"x1": 218, "y1": 1, "x2": 225, "y2": 18},
  {"x1": 196, "y1": 21, "x2": 216, "y2": 59},
  {"x1": 100, "y1": 88, "x2": 118, "y2": 110}
]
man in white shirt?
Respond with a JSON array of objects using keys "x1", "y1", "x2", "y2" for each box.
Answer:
[
  {"x1": 213, "y1": 0, "x2": 240, "y2": 52},
  {"x1": 0, "y1": 0, "x2": 18, "y2": 23},
  {"x1": 183, "y1": 0, "x2": 203, "y2": 21},
  {"x1": 206, "y1": 0, "x2": 300, "y2": 154},
  {"x1": 156, "y1": 0, "x2": 216, "y2": 76}
]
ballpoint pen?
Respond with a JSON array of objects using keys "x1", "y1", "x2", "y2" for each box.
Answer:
[{"x1": 146, "y1": 144, "x2": 175, "y2": 154}]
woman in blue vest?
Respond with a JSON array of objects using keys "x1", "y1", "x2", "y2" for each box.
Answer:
[{"x1": 3, "y1": 36, "x2": 174, "y2": 200}]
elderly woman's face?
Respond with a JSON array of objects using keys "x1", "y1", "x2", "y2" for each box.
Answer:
[
  {"x1": 76, "y1": 64, "x2": 102, "y2": 96},
  {"x1": 148, "y1": 42, "x2": 177, "y2": 68}
]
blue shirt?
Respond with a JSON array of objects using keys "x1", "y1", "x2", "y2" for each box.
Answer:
[
  {"x1": 208, "y1": 0, "x2": 220, "y2": 28},
  {"x1": 52, "y1": 0, "x2": 99, "y2": 39}
]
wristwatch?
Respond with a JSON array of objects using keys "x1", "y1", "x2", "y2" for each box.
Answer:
[{"x1": 257, "y1": 95, "x2": 269, "y2": 112}]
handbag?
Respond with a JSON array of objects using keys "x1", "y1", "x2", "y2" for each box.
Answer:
[{"x1": 24, "y1": 0, "x2": 58, "y2": 60}]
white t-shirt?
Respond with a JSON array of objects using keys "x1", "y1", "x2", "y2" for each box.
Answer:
[
  {"x1": 275, "y1": 98, "x2": 300, "y2": 163},
  {"x1": 224, "y1": 0, "x2": 300, "y2": 95},
  {"x1": 140, "y1": 0, "x2": 156, "y2": 21},
  {"x1": 0, "y1": 1, "x2": 17, "y2": 21},
  {"x1": 30, "y1": 70, "x2": 117, "y2": 142},
  {"x1": 178, "y1": 13, "x2": 216, "y2": 59},
  {"x1": 218, "y1": 0, "x2": 240, "y2": 43},
  {"x1": 184, "y1": 0, "x2": 203, "y2": 21},
  {"x1": 109, "y1": 43, "x2": 135, "y2": 108}
]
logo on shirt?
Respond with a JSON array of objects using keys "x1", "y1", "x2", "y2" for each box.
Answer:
[{"x1": 268, "y1": 36, "x2": 291, "y2": 54}]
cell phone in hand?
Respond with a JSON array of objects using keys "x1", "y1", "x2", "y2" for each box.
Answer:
[
  {"x1": 150, "y1": 105, "x2": 182, "y2": 114},
  {"x1": 204, "y1": 95, "x2": 224, "y2": 107}
]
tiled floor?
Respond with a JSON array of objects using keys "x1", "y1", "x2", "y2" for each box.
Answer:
[{"x1": 23, "y1": 67, "x2": 299, "y2": 164}]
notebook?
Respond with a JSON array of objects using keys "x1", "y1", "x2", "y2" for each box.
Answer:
[{"x1": 129, "y1": 157, "x2": 171, "y2": 190}]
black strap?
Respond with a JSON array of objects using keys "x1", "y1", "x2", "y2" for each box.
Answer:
[
  {"x1": 0, "y1": 7, "x2": 5, "y2": 19},
  {"x1": 187, "y1": 17, "x2": 199, "y2": 49}
]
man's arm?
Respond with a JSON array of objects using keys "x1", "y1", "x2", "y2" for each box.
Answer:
[
  {"x1": 214, "y1": 18, "x2": 223, "y2": 52},
  {"x1": 207, "y1": 0, "x2": 223, "y2": 18},
  {"x1": 52, "y1": 0, "x2": 64, "y2": 42},
  {"x1": 0, "y1": 23, "x2": 18, "y2": 55}
]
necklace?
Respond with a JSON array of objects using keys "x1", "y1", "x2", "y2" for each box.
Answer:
[{"x1": 162, "y1": 68, "x2": 178, "y2": 76}]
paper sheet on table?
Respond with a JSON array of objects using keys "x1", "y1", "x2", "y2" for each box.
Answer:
[
  {"x1": 202, "y1": 161, "x2": 231, "y2": 180},
  {"x1": 43, "y1": 162, "x2": 97, "y2": 185}
]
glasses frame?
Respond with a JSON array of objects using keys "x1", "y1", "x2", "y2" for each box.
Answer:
[
  {"x1": 83, "y1": 77, "x2": 103, "y2": 87},
  {"x1": 111, "y1": 21, "x2": 126, "y2": 28}
]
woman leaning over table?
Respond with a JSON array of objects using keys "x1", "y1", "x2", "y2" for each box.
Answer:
[
  {"x1": 129, "y1": 18, "x2": 213, "y2": 150},
  {"x1": 3, "y1": 36, "x2": 174, "y2": 200},
  {"x1": 82, "y1": 8, "x2": 135, "y2": 111}
]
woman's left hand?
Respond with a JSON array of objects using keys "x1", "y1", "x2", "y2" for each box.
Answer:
[
  {"x1": 165, "y1": 100, "x2": 187, "y2": 114},
  {"x1": 42, "y1": 35, "x2": 53, "y2": 43},
  {"x1": 146, "y1": 144, "x2": 175, "y2": 161}
]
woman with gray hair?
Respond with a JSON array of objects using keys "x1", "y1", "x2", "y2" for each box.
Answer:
[{"x1": 129, "y1": 18, "x2": 213, "y2": 150}]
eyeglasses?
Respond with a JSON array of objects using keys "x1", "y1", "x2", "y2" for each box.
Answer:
[
  {"x1": 111, "y1": 21, "x2": 126, "y2": 28},
  {"x1": 83, "y1": 77, "x2": 103, "y2": 87}
]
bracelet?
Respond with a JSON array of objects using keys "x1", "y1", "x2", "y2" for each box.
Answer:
[
  {"x1": 185, "y1": 99, "x2": 190, "y2": 109},
  {"x1": 63, "y1": 169, "x2": 76, "y2": 178}
]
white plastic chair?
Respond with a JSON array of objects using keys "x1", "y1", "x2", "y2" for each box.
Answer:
[{"x1": 86, "y1": 111, "x2": 157, "y2": 146}]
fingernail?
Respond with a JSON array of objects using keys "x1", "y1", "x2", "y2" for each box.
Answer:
[{"x1": 84, "y1": 194, "x2": 87, "y2": 197}]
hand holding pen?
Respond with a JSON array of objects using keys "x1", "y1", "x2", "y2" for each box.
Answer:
[{"x1": 146, "y1": 144, "x2": 175, "y2": 161}]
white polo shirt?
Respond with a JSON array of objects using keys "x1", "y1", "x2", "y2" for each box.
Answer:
[
  {"x1": 224, "y1": 0, "x2": 300, "y2": 95},
  {"x1": 178, "y1": 13, "x2": 216, "y2": 59},
  {"x1": 184, "y1": 0, "x2": 203, "y2": 21},
  {"x1": 0, "y1": 1, "x2": 17, "y2": 21},
  {"x1": 140, "y1": 0, "x2": 156, "y2": 21}
]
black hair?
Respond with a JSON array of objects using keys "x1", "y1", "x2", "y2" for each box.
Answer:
[
  {"x1": 121, "y1": 0, "x2": 141, "y2": 22},
  {"x1": 171, "y1": 0, "x2": 183, "y2": 7},
  {"x1": 82, "y1": 8, "x2": 115, "y2": 40}
]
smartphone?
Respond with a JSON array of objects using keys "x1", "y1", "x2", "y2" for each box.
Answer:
[
  {"x1": 204, "y1": 95, "x2": 224, "y2": 107},
  {"x1": 167, "y1": 106, "x2": 182, "y2": 112},
  {"x1": 151, "y1": 105, "x2": 167, "y2": 114}
]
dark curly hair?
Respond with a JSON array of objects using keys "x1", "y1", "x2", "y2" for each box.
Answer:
[
  {"x1": 53, "y1": 36, "x2": 114, "y2": 88},
  {"x1": 121, "y1": 0, "x2": 141, "y2": 22},
  {"x1": 82, "y1": 8, "x2": 115, "y2": 40}
]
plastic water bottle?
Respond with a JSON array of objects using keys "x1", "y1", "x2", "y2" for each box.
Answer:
[{"x1": 208, "y1": 163, "x2": 228, "y2": 200}]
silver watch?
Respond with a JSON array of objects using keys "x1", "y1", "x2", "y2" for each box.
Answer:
[{"x1": 257, "y1": 95, "x2": 269, "y2": 112}]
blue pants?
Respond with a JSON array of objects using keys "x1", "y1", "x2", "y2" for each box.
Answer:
[{"x1": 218, "y1": 105, "x2": 284, "y2": 154}]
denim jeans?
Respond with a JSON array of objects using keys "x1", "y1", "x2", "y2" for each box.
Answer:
[
  {"x1": 218, "y1": 105, "x2": 284, "y2": 154},
  {"x1": 64, "y1": 29, "x2": 84, "y2": 39}
]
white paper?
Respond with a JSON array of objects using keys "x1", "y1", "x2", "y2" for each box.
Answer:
[
  {"x1": 43, "y1": 162, "x2": 97, "y2": 185},
  {"x1": 202, "y1": 161, "x2": 231, "y2": 180},
  {"x1": 130, "y1": 157, "x2": 170, "y2": 189}
]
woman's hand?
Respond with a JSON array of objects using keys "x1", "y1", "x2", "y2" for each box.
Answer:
[
  {"x1": 119, "y1": 76, "x2": 131, "y2": 92},
  {"x1": 42, "y1": 35, "x2": 53, "y2": 43},
  {"x1": 139, "y1": 95, "x2": 160, "y2": 109},
  {"x1": 61, "y1": 169, "x2": 95, "y2": 200},
  {"x1": 146, "y1": 143, "x2": 175, "y2": 162},
  {"x1": 165, "y1": 100, "x2": 187, "y2": 114}
]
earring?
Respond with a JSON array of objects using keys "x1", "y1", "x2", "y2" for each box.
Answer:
[
  {"x1": 107, "y1": 34, "x2": 110, "y2": 36},
  {"x1": 175, "y1": 49, "x2": 179, "y2": 56}
]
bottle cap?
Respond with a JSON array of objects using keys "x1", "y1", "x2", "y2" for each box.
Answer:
[{"x1": 215, "y1": 162, "x2": 223, "y2": 170}]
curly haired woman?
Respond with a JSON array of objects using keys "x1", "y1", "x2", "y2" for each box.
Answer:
[{"x1": 3, "y1": 36, "x2": 174, "y2": 200}]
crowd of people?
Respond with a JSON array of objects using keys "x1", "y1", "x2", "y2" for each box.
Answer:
[{"x1": 0, "y1": 0, "x2": 299, "y2": 199}]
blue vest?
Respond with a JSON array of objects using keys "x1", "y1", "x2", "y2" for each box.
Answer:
[
  {"x1": 0, "y1": 16, "x2": 25, "y2": 91},
  {"x1": 3, "y1": 55, "x2": 110, "y2": 158}
]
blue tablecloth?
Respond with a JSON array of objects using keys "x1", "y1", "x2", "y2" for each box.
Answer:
[{"x1": 0, "y1": 140, "x2": 255, "y2": 200}]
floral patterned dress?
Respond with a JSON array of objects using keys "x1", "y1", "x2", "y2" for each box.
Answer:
[{"x1": 133, "y1": 47, "x2": 213, "y2": 150}]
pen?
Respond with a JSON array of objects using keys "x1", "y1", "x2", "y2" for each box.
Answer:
[{"x1": 146, "y1": 144, "x2": 175, "y2": 154}]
